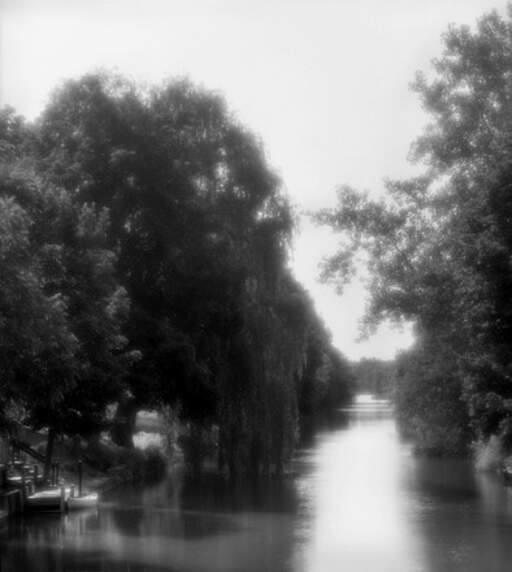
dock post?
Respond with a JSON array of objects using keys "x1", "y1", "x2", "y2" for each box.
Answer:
[
  {"x1": 20, "y1": 470, "x2": 26, "y2": 511},
  {"x1": 60, "y1": 486, "x2": 65, "y2": 513},
  {"x1": 33, "y1": 464, "x2": 38, "y2": 490},
  {"x1": 78, "y1": 460, "x2": 83, "y2": 497}
]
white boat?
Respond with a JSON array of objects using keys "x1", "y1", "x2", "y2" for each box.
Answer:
[
  {"x1": 67, "y1": 492, "x2": 99, "y2": 510},
  {"x1": 26, "y1": 489, "x2": 67, "y2": 511}
]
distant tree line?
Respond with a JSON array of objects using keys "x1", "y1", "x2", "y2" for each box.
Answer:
[
  {"x1": 316, "y1": 7, "x2": 512, "y2": 456},
  {"x1": 351, "y1": 359, "x2": 395, "y2": 398},
  {"x1": 0, "y1": 73, "x2": 353, "y2": 477}
]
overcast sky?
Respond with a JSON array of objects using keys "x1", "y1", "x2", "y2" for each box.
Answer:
[{"x1": 0, "y1": 0, "x2": 507, "y2": 359}]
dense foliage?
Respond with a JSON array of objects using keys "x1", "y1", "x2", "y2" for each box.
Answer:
[
  {"x1": 316, "y1": 7, "x2": 512, "y2": 455},
  {"x1": 0, "y1": 75, "x2": 353, "y2": 476}
]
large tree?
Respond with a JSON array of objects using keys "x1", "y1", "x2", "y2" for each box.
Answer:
[{"x1": 0, "y1": 111, "x2": 130, "y2": 472}]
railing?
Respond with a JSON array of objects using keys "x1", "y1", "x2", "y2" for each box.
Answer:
[{"x1": 10, "y1": 438, "x2": 46, "y2": 464}]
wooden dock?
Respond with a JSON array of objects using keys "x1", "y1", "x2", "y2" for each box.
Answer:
[
  {"x1": 25, "y1": 487, "x2": 98, "y2": 512},
  {"x1": 1, "y1": 454, "x2": 98, "y2": 517}
]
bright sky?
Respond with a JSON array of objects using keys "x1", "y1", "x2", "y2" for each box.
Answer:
[{"x1": 0, "y1": 0, "x2": 507, "y2": 360}]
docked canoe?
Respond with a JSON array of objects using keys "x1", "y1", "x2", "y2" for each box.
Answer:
[
  {"x1": 26, "y1": 489, "x2": 67, "y2": 511},
  {"x1": 67, "y1": 493, "x2": 99, "y2": 510}
]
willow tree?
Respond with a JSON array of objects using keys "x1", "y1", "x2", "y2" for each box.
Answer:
[{"x1": 33, "y1": 75, "x2": 289, "y2": 464}]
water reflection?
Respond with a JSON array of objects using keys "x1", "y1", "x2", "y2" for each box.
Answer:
[
  {"x1": 405, "y1": 460, "x2": 512, "y2": 572},
  {"x1": 3, "y1": 395, "x2": 512, "y2": 571},
  {"x1": 296, "y1": 397, "x2": 423, "y2": 572}
]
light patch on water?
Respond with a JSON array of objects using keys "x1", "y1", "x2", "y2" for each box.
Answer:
[
  {"x1": 355, "y1": 393, "x2": 376, "y2": 404},
  {"x1": 295, "y1": 415, "x2": 423, "y2": 572}
]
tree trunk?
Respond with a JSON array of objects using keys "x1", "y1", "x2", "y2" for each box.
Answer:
[
  {"x1": 111, "y1": 396, "x2": 138, "y2": 448},
  {"x1": 217, "y1": 428, "x2": 226, "y2": 472},
  {"x1": 44, "y1": 427, "x2": 56, "y2": 482},
  {"x1": 274, "y1": 429, "x2": 284, "y2": 478},
  {"x1": 250, "y1": 435, "x2": 262, "y2": 477},
  {"x1": 189, "y1": 423, "x2": 203, "y2": 479}
]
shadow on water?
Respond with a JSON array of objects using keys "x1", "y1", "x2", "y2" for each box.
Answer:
[
  {"x1": 106, "y1": 467, "x2": 300, "y2": 514},
  {"x1": 1, "y1": 467, "x2": 303, "y2": 572},
  {"x1": 299, "y1": 407, "x2": 350, "y2": 448},
  {"x1": 0, "y1": 512, "x2": 177, "y2": 572},
  {"x1": 400, "y1": 457, "x2": 512, "y2": 572}
]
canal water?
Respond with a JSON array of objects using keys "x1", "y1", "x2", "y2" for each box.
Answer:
[{"x1": 2, "y1": 395, "x2": 512, "y2": 572}]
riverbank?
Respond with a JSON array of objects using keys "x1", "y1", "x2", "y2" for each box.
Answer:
[{"x1": 0, "y1": 411, "x2": 172, "y2": 521}]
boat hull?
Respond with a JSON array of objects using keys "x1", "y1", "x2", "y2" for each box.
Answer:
[{"x1": 67, "y1": 493, "x2": 99, "y2": 510}]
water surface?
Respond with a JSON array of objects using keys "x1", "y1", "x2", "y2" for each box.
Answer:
[{"x1": 2, "y1": 395, "x2": 512, "y2": 571}]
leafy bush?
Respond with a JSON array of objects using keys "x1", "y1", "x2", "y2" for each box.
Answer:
[{"x1": 395, "y1": 345, "x2": 471, "y2": 456}]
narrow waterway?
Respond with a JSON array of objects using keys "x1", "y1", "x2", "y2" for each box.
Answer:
[{"x1": 2, "y1": 395, "x2": 512, "y2": 571}]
